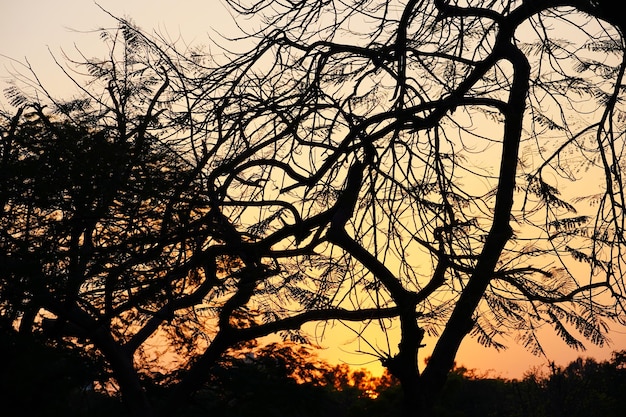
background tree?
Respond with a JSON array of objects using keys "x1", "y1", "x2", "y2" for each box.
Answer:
[
  {"x1": 182, "y1": 342, "x2": 399, "y2": 417},
  {"x1": 2, "y1": 1, "x2": 626, "y2": 416},
  {"x1": 0, "y1": 323, "x2": 123, "y2": 417},
  {"x1": 0, "y1": 26, "x2": 214, "y2": 414}
]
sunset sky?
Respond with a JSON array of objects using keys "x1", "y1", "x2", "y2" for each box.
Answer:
[{"x1": 2, "y1": 0, "x2": 626, "y2": 380}]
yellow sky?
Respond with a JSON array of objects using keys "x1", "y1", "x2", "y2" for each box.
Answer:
[{"x1": 2, "y1": 0, "x2": 626, "y2": 380}]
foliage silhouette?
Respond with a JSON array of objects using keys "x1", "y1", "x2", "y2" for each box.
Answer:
[
  {"x1": 177, "y1": 342, "x2": 400, "y2": 417},
  {"x1": 0, "y1": 323, "x2": 124, "y2": 417},
  {"x1": 4, "y1": 328, "x2": 624, "y2": 417},
  {"x1": 2, "y1": 1, "x2": 626, "y2": 416},
  {"x1": 0, "y1": 21, "x2": 402, "y2": 415},
  {"x1": 428, "y1": 351, "x2": 626, "y2": 417}
]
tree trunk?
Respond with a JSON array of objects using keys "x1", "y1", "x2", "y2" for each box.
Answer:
[
  {"x1": 158, "y1": 331, "x2": 232, "y2": 417},
  {"x1": 92, "y1": 327, "x2": 156, "y2": 417},
  {"x1": 410, "y1": 35, "x2": 531, "y2": 416}
]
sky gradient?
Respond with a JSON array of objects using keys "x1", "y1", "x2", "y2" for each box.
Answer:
[{"x1": 2, "y1": 0, "x2": 626, "y2": 379}]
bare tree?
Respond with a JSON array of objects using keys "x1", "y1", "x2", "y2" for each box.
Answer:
[
  {"x1": 192, "y1": 0, "x2": 626, "y2": 414},
  {"x1": 2, "y1": 0, "x2": 626, "y2": 416}
]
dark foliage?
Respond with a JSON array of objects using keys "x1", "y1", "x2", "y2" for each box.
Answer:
[
  {"x1": 0, "y1": 324, "x2": 124, "y2": 417},
  {"x1": 429, "y1": 352, "x2": 626, "y2": 417},
  {"x1": 173, "y1": 343, "x2": 402, "y2": 417},
  {"x1": 2, "y1": 324, "x2": 625, "y2": 417}
]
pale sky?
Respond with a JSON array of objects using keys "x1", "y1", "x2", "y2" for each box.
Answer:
[
  {"x1": 1, "y1": 1, "x2": 236, "y2": 99},
  {"x1": 2, "y1": 0, "x2": 626, "y2": 379}
]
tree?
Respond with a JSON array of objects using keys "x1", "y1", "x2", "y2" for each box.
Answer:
[
  {"x1": 0, "y1": 36, "x2": 211, "y2": 413},
  {"x1": 186, "y1": 0, "x2": 626, "y2": 414},
  {"x1": 2, "y1": 1, "x2": 626, "y2": 416},
  {"x1": 184, "y1": 342, "x2": 400, "y2": 417},
  {"x1": 0, "y1": 17, "x2": 402, "y2": 417},
  {"x1": 516, "y1": 351, "x2": 626, "y2": 417}
]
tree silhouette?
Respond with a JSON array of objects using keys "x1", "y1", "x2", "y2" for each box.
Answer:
[
  {"x1": 2, "y1": 1, "x2": 626, "y2": 416},
  {"x1": 0, "y1": 20, "x2": 402, "y2": 416},
  {"x1": 192, "y1": 0, "x2": 626, "y2": 414}
]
